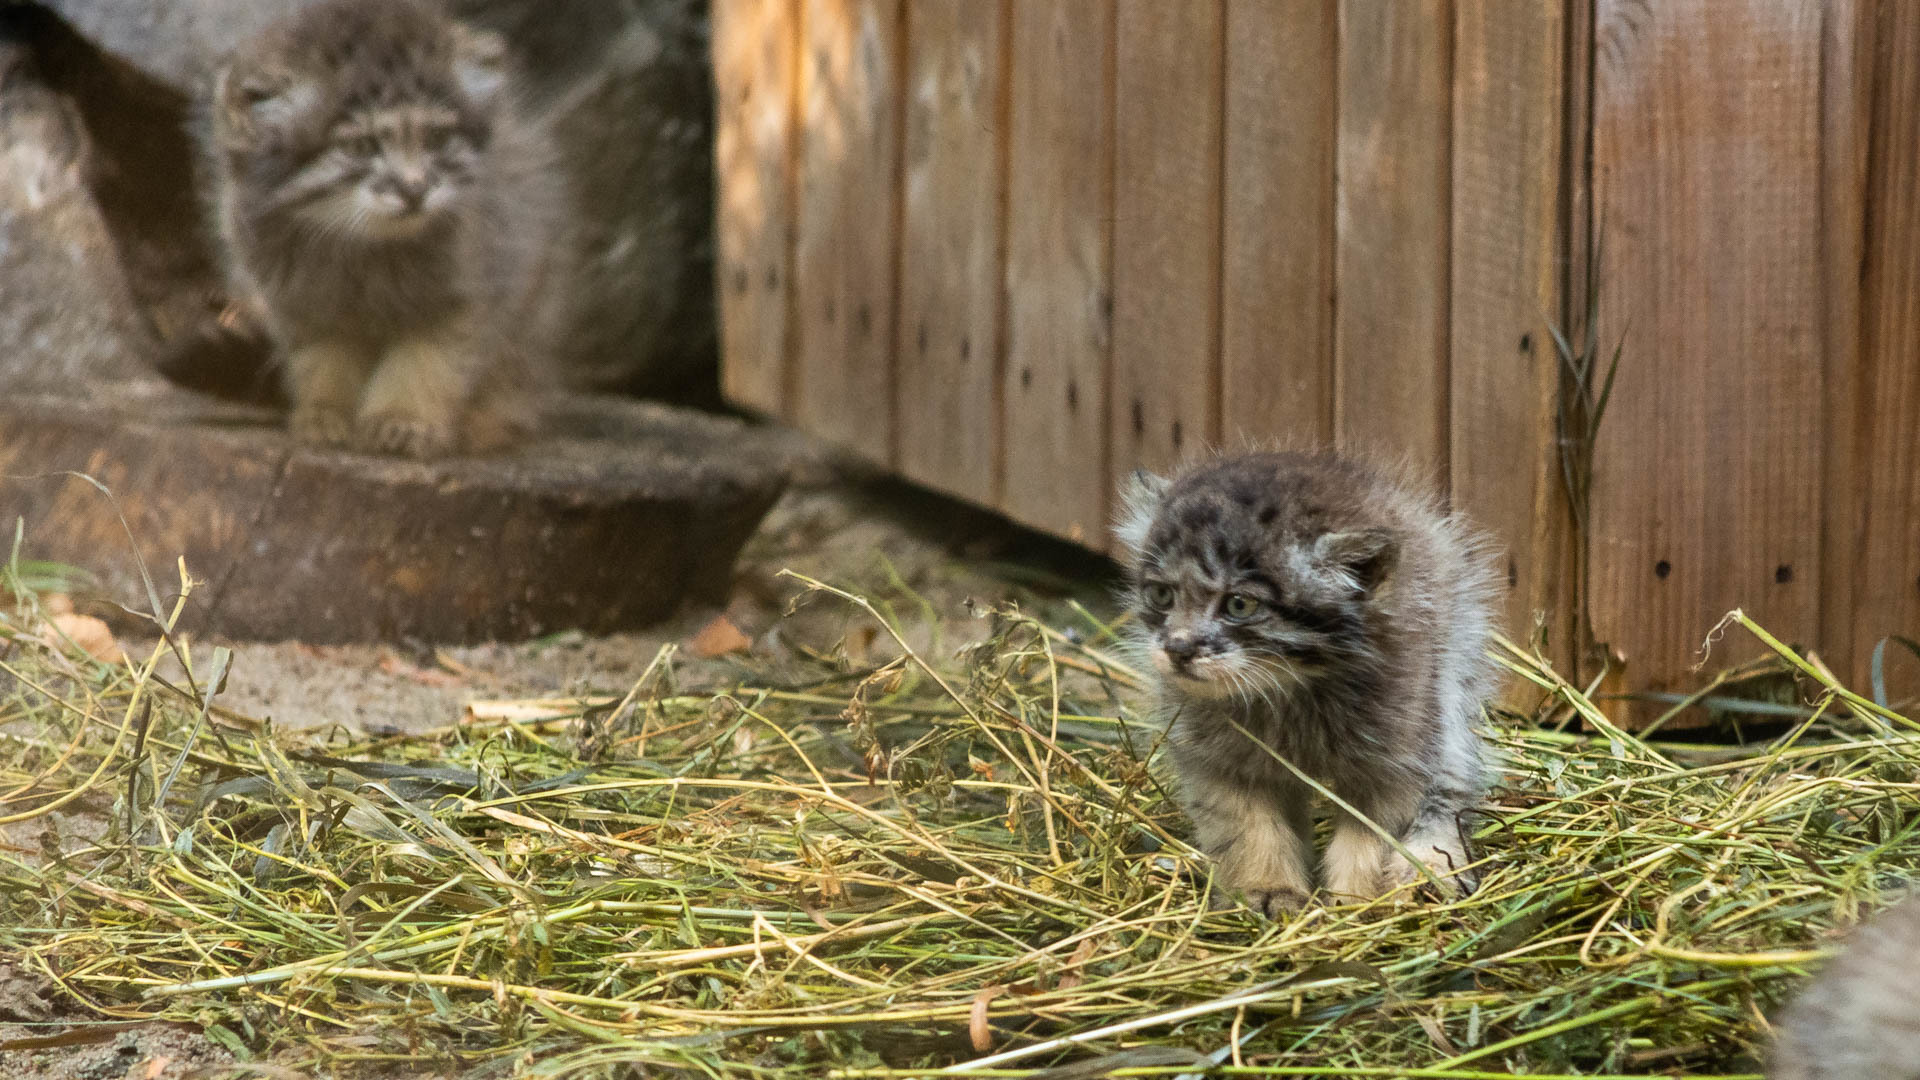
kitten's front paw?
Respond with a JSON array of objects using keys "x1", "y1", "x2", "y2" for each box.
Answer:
[
  {"x1": 1242, "y1": 886, "x2": 1309, "y2": 918},
  {"x1": 356, "y1": 412, "x2": 457, "y2": 459},
  {"x1": 289, "y1": 405, "x2": 353, "y2": 447}
]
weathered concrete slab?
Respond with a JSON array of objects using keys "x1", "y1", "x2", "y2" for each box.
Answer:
[{"x1": 0, "y1": 388, "x2": 791, "y2": 643}]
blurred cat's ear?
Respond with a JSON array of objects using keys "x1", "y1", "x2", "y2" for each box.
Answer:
[
  {"x1": 214, "y1": 64, "x2": 314, "y2": 142},
  {"x1": 1314, "y1": 528, "x2": 1398, "y2": 596},
  {"x1": 450, "y1": 23, "x2": 509, "y2": 109},
  {"x1": 1113, "y1": 469, "x2": 1171, "y2": 561}
]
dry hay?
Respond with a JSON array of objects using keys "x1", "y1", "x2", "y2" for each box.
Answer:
[{"x1": 2, "y1": 562, "x2": 1917, "y2": 1079}]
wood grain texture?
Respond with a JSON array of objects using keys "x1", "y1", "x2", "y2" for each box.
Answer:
[
  {"x1": 1220, "y1": 1, "x2": 1334, "y2": 448},
  {"x1": 1334, "y1": 0, "x2": 1452, "y2": 471},
  {"x1": 792, "y1": 0, "x2": 903, "y2": 462},
  {"x1": 1561, "y1": 0, "x2": 1601, "y2": 688},
  {"x1": 1820, "y1": 0, "x2": 1872, "y2": 683},
  {"x1": 1448, "y1": 0, "x2": 1567, "y2": 661},
  {"x1": 893, "y1": 0, "x2": 1007, "y2": 506},
  {"x1": 1001, "y1": 0, "x2": 1112, "y2": 545},
  {"x1": 1110, "y1": 0, "x2": 1222, "y2": 481},
  {"x1": 1853, "y1": 0, "x2": 1920, "y2": 693},
  {"x1": 1590, "y1": 0, "x2": 1824, "y2": 693},
  {"x1": 713, "y1": 0, "x2": 798, "y2": 415}
]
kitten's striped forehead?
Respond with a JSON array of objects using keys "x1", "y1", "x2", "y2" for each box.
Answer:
[
  {"x1": 334, "y1": 104, "x2": 462, "y2": 142},
  {"x1": 1144, "y1": 492, "x2": 1286, "y2": 581}
]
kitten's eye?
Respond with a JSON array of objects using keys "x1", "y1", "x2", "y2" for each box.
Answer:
[
  {"x1": 1223, "y1": 594, "x2": 1263, "y2": 620},
  {"x1": 1141, "y1": 583, "x2": 1176, "y2": 611}
]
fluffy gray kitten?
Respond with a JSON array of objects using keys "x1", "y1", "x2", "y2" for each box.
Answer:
[
  {"x1": 202, "y1": 0, "x2": 566, "y2": 457},
  {"x1": 1115, "y1": 451, "x2": 1500, "y2": 914},
  {"x1": 1771, "y1": 893, "x2": 1920, "y2": 1080}
]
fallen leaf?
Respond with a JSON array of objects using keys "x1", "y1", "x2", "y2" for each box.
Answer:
[
  {"x1": 45, "y1": 612, "x2": 123, "y2": 663},
  {"x1": 131, "y1": 1055, "x2": 174, "y2": 1080},
  {"x1": 689, "y1": 615, "x2": 752, "y2": 658},
  {"x1": 1055, "y1": 934, "x2": 1101, "y2": 993},
  {"x1": 42, "y1": 593, "x2": 74, "y2": 616},
  {"x1": 969, "y1": 986, "x2": 1005, "y2": 1052}
]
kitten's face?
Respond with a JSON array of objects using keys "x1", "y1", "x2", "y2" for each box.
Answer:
[
  {"x1": 294, "y1": 103, "x2": 482, "y2": 237},
  {"x1": 1117, "y1": 464, "x2": 1396, "y2": 702},
  {"x1": 216, "y1": 10, "x2": 506, "y2": 241}
]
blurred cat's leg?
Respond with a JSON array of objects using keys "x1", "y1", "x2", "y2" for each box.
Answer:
[
  {"x1": 284, "y1": 339, "x2": 371, "y2": 447},
  {"x1": 357, "y1": 321, "x2": 482, "y2": 458}
]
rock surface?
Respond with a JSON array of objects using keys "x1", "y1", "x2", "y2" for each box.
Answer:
[
  {"x1": 0, "y1": 389, "x2": 792, "y2": 644},
  {"x1": 0, "y1": 27, "x2": 154, "y2": 387},
  {"x1": 10, "y1": 0, "x2": 716, "y2": 399}
]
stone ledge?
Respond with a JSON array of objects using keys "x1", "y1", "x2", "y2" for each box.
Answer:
[{"x1": 0, "y1": 387, "x2": 791, "y2": 643}]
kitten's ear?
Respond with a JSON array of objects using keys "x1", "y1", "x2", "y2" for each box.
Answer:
[
  {"x1": 1112, "y1": 469, "x2": 1170, "y2": 560},
  {"x1": 214, "y1": 64, "x2": 313, "y2": 142},
  {"x1": 1314, "y1": 527, "x2": 1398, "y2": 595},
  {"x1": 450, "y1": 24, "x2": 510, "y2": 109}
]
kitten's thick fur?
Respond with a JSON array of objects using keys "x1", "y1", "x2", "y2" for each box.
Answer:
[
  {"x1": 1115, "y1": 451, "x2": 1499, "y2": 914},
  {"x1": 1770, "y1": 893, "x2": 1920, "y2": 1080},
  {"x1": 201, "y1": 0, "x2": 566, "y2": 457}
]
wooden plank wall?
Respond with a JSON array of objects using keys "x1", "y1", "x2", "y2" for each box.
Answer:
[
  {"x1": 1109, "y1": 0, "x2": 1224, "y2": 486},
  {"x1": 1852, "y1": 0, "x2": 1920, "y2": 691},
  {"x1": 1001, "y1": 0, "x2": 1112, "y2": 544},
  {"x1": 1450, "y1": 0, "x2": 1569, "y2": 658},
  {"x1": 714, "y1": 0, "x2": 1920, "y2": 703},
  {"x1": 790, "y1": 0, "x2": 902, "y2": 463},
  {"x1": 712, "y1": 0, "x2": 794, "y2": 414},
  {"x1": 893, "y1": 0, "x2": 1007, "y2": 507}
]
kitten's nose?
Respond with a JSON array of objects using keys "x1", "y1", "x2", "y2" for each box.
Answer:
[
  {"x1": 392, "y1": 169, "x2": 430, "y2": 209},
  {"x1": 1163, "y1": 635, "x2": 1200, "y2": 667}
]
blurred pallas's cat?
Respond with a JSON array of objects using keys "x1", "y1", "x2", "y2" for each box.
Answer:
[
  {"x1": 1770, "y1": 894, "x2": 1920, "y2": 1080},
  {"x1": 202, "y1": 0, "x2": 568, "y2": 457}
]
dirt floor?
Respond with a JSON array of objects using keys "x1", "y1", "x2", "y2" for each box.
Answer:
[{"x1": 2, "y1": 441, "x2": 1120, "y2": 1080}]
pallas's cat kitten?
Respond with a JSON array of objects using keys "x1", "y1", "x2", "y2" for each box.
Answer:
[
  {"x1": 1770, "y1": 893, "x2": 1920, "y2": 1080},
  {"x1": 202, "y1": 0, "x2": 563, "y2": 457},
  {"x1": 1116, "y1": 451, "x2": 1499, "y2": 914}
]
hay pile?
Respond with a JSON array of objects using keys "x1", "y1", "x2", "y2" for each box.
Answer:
[{"x1": 2, "y1": 565, "x2": 1916, "y2": 1078}]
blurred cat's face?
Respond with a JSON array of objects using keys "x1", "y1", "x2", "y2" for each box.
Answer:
[
  {"x1": 214, "y1": 13, "x2": 504, "y2": 241},
  {"x1": 297, "y1": 104, "x2": 482, "y2": 236}
]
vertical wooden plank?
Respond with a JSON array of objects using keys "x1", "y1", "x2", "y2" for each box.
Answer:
[
  {"x1": 1220, "y1": 2, "x2": 1335, "y2": 447},
  {"x1": 894, "y1": 0, "x2": 1006, "y2": 507},
  {"x1": 1335, "y1": 0, "x2": 1452, "y2": 471},
  {"x1": 1111, "y1": 0, "x2": 1222, "y2": 481},
  {"x1": 1853, "y1": 0, "x2": 1920, "y2": 694},
  {"x1": 1589, "y1": 1, "x2": 1824, "y2": 700},
  {"x1": 1448, "y1": 0, "x2": 1568, "y2": 661},
  {"x1": 1002, "y1": 0, "x2": 1112, "y2": 544},
  {"x1": 713, "y1": 0, "x2": 797, "y2": 416},
  {"x1": 1819, "y1": 0, "x2": 1871, "y2": 684},
  {"x1": 793, "y1": 0, "x2": 903, "y2": 463},
  {"x1": 1561, "y1": 0, "x2": 1600, "y2": 685}
]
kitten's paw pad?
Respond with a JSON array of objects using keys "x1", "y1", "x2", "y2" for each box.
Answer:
[
  {"x1": 356, "y1": 413, "x2": 457, "y2": 458},
  {"x1": 1243, "y1": 887, "x2": 1309, "y2": 918},
  {"x1": 289, "y1": 406, "x2": 353, "y2": 447}
]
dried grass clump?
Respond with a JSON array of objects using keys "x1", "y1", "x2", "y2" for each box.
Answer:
[{"x1": 2, "y1": 565, "x2": 1917, "y2": 1079}]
